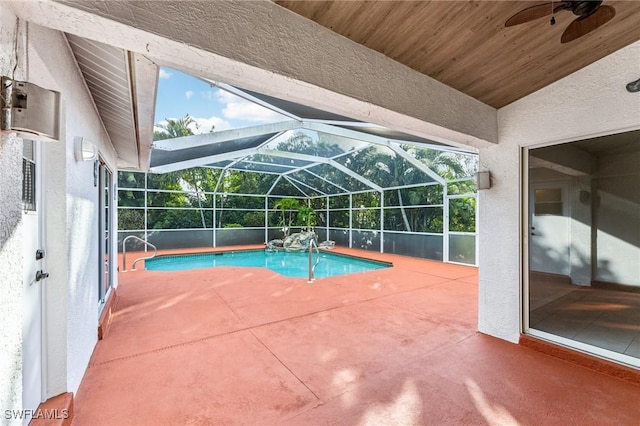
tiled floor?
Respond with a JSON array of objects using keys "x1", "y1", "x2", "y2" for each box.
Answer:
[
  {"x1": 530, "y1": 272, "x2": 640, "y2": 358},
  {"x1": 72, "y1": 247, "x2": 640, "y2": 425}
]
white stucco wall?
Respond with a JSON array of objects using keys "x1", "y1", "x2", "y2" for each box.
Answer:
[
  {"x1": 0, "y1": 9, "x2": 25, "y2": 418},
  {"x1": 0, "y1": 4, "x2": 119, "y2": 415},
  {"x1": 479, "y1": 40, "x2": 640, "y2": 342},
  {"x1": 477, "y1": 142, "x2": 522, "y2": 342},
  {"x1": 25, "y1": 22, "x2": 118, "y2": 395}
]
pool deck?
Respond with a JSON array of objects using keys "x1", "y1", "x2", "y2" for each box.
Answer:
[{"x1": 73, "y1": 246, "x2": 640, "y2": 425}]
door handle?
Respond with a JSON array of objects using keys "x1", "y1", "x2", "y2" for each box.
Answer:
[{"x1": 35, "y1": 270, "x2": 49, "y2": 281}]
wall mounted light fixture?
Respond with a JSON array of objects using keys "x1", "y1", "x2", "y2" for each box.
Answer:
[
  {"x1": 74, "y1": 136, "x2": 97, "y2": 162},
  {"x1": 1, "y1": 77, "x2": 61, "y2": 142},
  {"x1": 476, "y1": 171, "x2": 491, "y2": 190}
]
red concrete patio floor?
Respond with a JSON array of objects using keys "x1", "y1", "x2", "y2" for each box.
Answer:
[{"x1": 74, "y1": 247, "x2": 640, "y2": 425}]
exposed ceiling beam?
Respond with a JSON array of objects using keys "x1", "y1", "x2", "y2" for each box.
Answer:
[{"x1": 12, "y1": 0, "x2": 497, "y2": 151}]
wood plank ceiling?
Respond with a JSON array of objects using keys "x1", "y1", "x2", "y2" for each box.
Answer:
[{"x1": 275, "y1": 1, "x2": 640, "y2": 108}]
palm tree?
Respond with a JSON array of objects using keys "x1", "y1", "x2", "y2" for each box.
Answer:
[
  {"x1": 154, "y1": 115, "x2": 208, "y2": 228},
  {"x1": 348, "y1": 146, "x2": 475, "y2": 232},
  {"x1": 154, "y1": 115, "x2": 197, "y2": 139},
  {"x1": 273, "y1": 198, "x2": 300, "y2": 237}
]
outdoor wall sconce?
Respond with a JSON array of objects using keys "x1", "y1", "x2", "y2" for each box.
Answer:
[
  {"x1": 1, "y1": 76, "x2": 61, "y2": 142},
  {"x1": 74, "y1": 136, "x2": 97, "y2": 162},
  {"x1": 476, "y1": 171, "x2": 491, "y2": 190}
]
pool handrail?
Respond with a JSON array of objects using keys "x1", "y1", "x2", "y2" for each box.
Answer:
[
  {"x1": 308, "y1": 238, "x2": 320, "y2": 283},
  {"x1": 122, "y1": 235, "x2": 157, "y2": 272}
]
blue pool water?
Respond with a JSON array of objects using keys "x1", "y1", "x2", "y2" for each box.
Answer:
[{"x1": 145, "y1": 249, "x2": 391, "y2": 278}]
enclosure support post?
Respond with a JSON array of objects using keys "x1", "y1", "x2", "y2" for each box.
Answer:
[
  {"x1": 475, "y1": 189, "x2": 480, "y2": 268},
  {"x1": 265, "y1": 195, "x2": 269, "y2": 244},
  {"x1": 144, "y1": 172, "x2": 148, "y2": 250},
  {"x1": 213, "y1": 191, "x2": 217, "y2": 247},
  {"x1": 380, "y1": 191, "x2": 384, "y2": 253},
  {"x1": 349, "y1": 193, "x2": 353, "y2": 248},
  {"x1": 443, "y1": 182, "x2": 449, "y2": 262},
  {"x1": 326, "y1": 195, "x2": 329, "y2": 242}
]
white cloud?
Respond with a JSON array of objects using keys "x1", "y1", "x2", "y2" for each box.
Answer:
[
  {"x1": 191, "y1": 116, "x2": 233, "y2": 133},
  {"x1": 185, "y1": 90, "x2": 194, "y2": 100},
  {"x1": 158, "y1": 69, "x2": 172, "y2": 79},
  {"x1": 215, "y1": 89, "x2": 285, "y2": 123},
  {"x1": 216, "y1": 90, "x2": 240, "y2": 104},
  {"x1": 200, "y1": 90, "x2": 217, "y2": 101}
]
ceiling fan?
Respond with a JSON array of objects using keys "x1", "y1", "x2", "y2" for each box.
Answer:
[{"x1": 505, "y1": 1, "x2": 616, "y2": 43}]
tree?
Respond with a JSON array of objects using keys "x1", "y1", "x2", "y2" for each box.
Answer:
[
  {"x1": 154, "y1": 115, "x2": 197, "y2": 139},
  {"x1": 273, "y1": 198, "x2": 300, "y2": 237},
  {"x1": 343, "y1": 145, "x2": 477, "y2": 232},
  {"x1": 153, "y1": 115, "x2": 210, "y2": 228},
  {"x1": 296, "y1": 202, "x2": 317, "y2": 231}
]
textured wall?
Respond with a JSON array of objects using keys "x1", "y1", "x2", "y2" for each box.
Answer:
[
  {"x1": 25, "y1": 23, "x2": 117, "y2": 395},
  {"x1": 0, "y1": 10, "x2": 25, "y2": 420},
  {"x1": 479, "y1": 40, "x2": 640, "y2": 342},
  {"x1": 477, "y1": 142, "x2": 522, "y2": 342},
  {"x1": 0, "y1": 5, "x2": 119, "y2": 412}
]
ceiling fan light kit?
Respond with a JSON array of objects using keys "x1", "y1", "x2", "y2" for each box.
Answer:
[{"x1": 505, "y1": 1, "x2": 616, "y2": 43}]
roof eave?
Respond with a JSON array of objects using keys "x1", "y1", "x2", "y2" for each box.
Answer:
[{"x1": 124, "y1": 52, "x2": 158, "y2": 171}]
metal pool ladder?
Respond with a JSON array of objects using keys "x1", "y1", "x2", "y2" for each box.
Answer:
[
  {"x1": 308, "y1": 238, "x2": 321, "y2": 283},
  {"x1": 122, "y1": 236, "x2": 157, "y2": 272}
]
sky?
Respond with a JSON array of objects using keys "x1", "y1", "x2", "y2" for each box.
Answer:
[{"x1": 154, "y1": 67, "x2": 286, "y2": 134}]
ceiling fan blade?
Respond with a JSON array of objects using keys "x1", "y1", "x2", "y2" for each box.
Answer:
[
  {"x1": 505, "y1": 2, "x2": 567, "y2": 27},
  {"x1": 561, "y1": 5, "x2": 616, "y2": 43}
]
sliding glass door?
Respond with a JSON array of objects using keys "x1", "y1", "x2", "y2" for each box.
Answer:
[
  {"x1": 99, "y1": 161, "x2": 113, "y2": 306},
  {"x1": 526, "y1": 130, "x2": 640, "y2": 367}
]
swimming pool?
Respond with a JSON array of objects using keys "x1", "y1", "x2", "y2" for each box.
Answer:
[{"x1": 145, "y1": 249, "x2": 392, "y2": 279}]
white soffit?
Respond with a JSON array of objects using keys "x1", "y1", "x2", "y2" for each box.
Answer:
[{"x1": 65, "y1": 33, "x2": 157, "y2": 170}]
